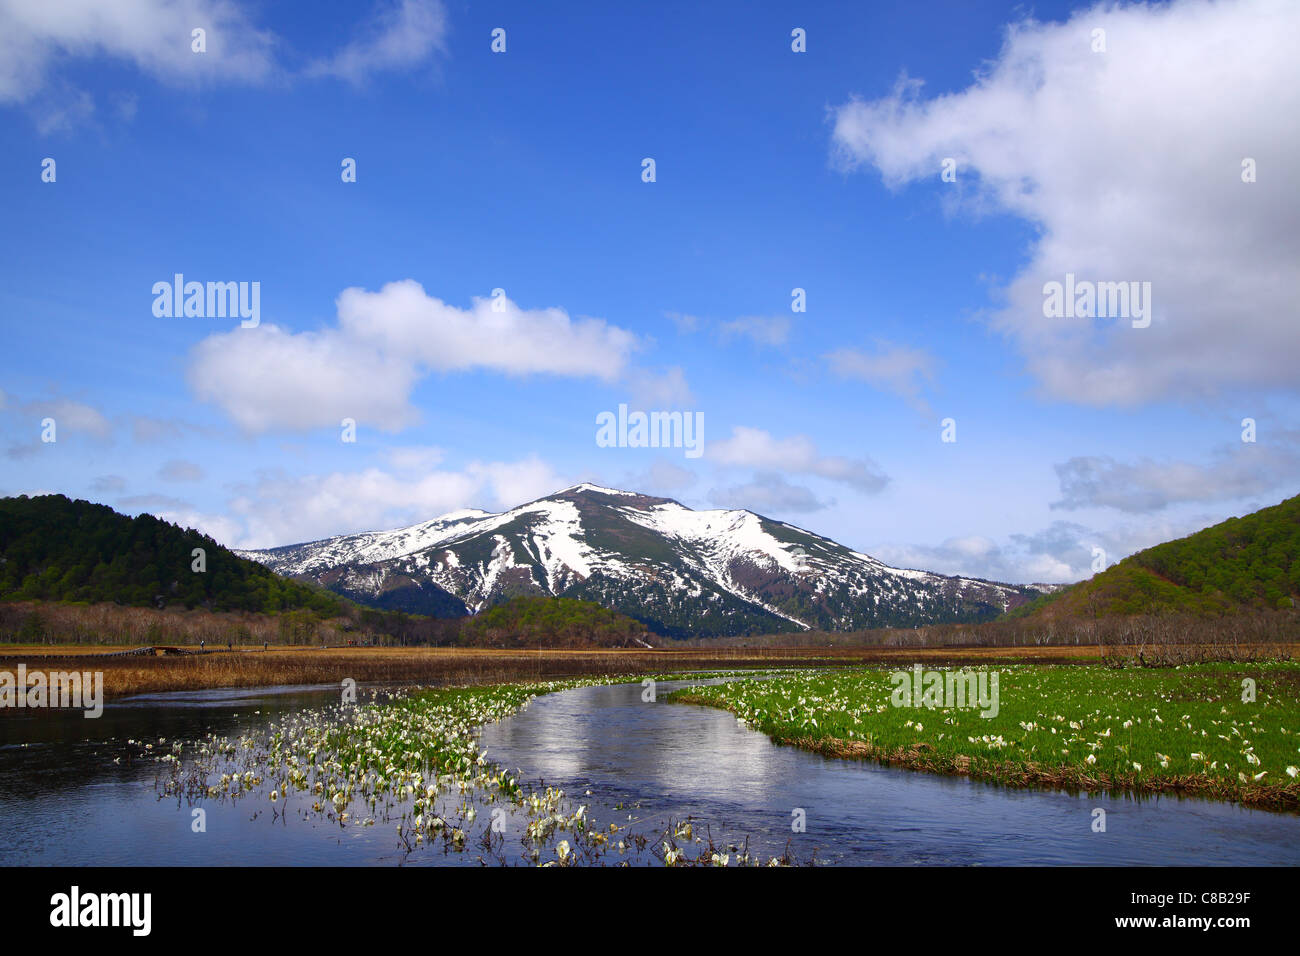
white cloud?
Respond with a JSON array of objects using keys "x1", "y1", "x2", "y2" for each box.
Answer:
[
  {"x1": 111, "y1": 456, "x2": 560, "y2": 548},
  {"x1": 718, "y1": 315, "x2": 791, "y2": 347},
  {"x1": 709, "y1": 473, "x2": 827, "y2": 513},
  {"x1": 825, "y1": 342, "x2": 936, "y2": 412},
  {"x1": 151, "y1": 505, "x2": 245, "y2": 548},
  {"x1": 334, "y1": 281, "x2": 638, "y2": 380},
  {"x1": 188, "y1": 323, "x2": 421, "y2": 433},
  {"x1": 874, "y1": 535, "x2": 1072, "y2": 584},
  {"x1": 3, "y1": 394, "x2": 112, "y2": 440},
  {"x1": 130, "y1": 416, "x2": 183, "y2": 443},
  {"x1": 31, "y1": 80, "x2": 94, "y2": 134},
  {"x1": 1052, "y1": 434, "x2": 1300, "y2": 512},
  {"x1": 664, "y1": 310, "x2": 701, "y2": 334},
  {"x1": 119, "y1": 493, "x2": 190, "y2": 511},
  {"x1": 188, "y1": 280, "x2": 644, "y2": 433},
  {"x1": 32, "y1": 398, "x2": 111, "y2": 438},
  {"x1": 875, "y1": 507, "x2": 1252, "y2": 584},
  {"x1": 0, "y1": 0, "x2": 277, "y2": 103},
  {"x1": 1, "y1": 0, "x2": 450, "y2": 129},
  {"x1": 383, "y1": 444, "x2": 445, "y2": 473},
  {"x1": 226, "y1": 470, "x2": 474, "y2": 546},
  {"x1": 305, "y1": 0, "x2": 447, "y2": 83},
  {"x1": 159, "y1": 459, "x2": 204, "y2": 482},
  {"x1": 620, "y1": 458, "x2": 698, "y2": 496},
  {"x1": 624, "y1": 366, "x2": 694, "y2": 408},
  {"x1": 709, "y1": 425, "x2": 889, "y2": 493},
  {"x1": 222, "y1": 456, "x2": 566, "y2": 548},
  {"x1": 91, "y1": 474, "x2": 127, "y2": 494},
  {"x1": 117, "y1": 494, "x2": 243, "y2": 549},
  {"x1": 831, "y1": 0, "x2": 1300, "y2": 405},
  {"x1": 465, "y1": 457, "x2": 563, "y2": 513}
]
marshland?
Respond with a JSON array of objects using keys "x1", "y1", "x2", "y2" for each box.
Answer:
[{"x1": 3, "y1": 638, "x2": 1300, "y2": 865}]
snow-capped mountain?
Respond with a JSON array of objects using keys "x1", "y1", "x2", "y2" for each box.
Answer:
[{"x1": 237, "y1": 484, "x2": 1049, "y2": 637}]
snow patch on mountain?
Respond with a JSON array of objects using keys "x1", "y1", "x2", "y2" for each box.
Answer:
[{"x1": 238, "y1": 484, "x2": 1047, "y2": 635}]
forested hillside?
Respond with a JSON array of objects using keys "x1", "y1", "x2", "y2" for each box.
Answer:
[
  {"x1": 1015, "y1": 493, "x2": 1300, "y2": 619},
  {"x1": 0, "y1": 494, "x2": 348, "y2": 615}
]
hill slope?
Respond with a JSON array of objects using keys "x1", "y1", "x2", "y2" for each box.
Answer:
[
  {"x1": 0, "y1": 494, "x2": 349, "y2": 616},
  {"x1": 1019, "y1": 493, "x2": 1300, "y2": 619},
  {"x1": 460, "y1": 595, "x2": 654, "y2": 647},
  {"x1": 239, "y1": 483, "x2": 1048, "y2": 637}
]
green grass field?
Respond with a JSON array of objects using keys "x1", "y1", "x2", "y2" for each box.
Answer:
[{"x1": 670, "y1": 663, "x2": 1300, "y2": 810}]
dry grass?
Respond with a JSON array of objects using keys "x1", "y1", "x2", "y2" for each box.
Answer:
[
  {"x1": 0, "y1": 642, "x2": 1129, "y2": 704},
  {"x1": 5, "y1": 635, "x2": 1297, "y2": 706},
  {"x1": 0, "y1": 645, "x2": 783, "y2": 702},
  {"x1": 0, "y1": 600, "x2": 351, "y2": 646}
]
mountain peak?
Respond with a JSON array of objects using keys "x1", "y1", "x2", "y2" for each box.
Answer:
[
  {"x1": 433, "y1": 507, "x2": 494, "y2": 522},
  {"x1": 240, "y1": 484, "x2": 1048, "y2": 637},
  {"x1": 547, "y1": 483, "x2": 681, "y2": 511},
  {"x1": 558, "y1": 482, "x2": 641, "y2": 497}
]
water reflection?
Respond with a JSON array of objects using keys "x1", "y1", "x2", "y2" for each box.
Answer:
[
  {"x1": 479, "y1": 679, "x2": 1300, "y2": 865},
  {"x1": 1, "y1": 678, "x2": 1298, "y2": 865}
]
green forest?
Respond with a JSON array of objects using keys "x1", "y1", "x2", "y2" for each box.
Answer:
[
  {"x1": 0, "y1": 494, "x2": 349, "y2": 615},
  {"x1": 0, "y1": 495, "x2": 657, "y2": 647},
  {"x1": 1015, "y1": 492, "x2": 1300, "y2": 619}
]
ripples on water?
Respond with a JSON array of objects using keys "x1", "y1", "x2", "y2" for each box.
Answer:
[{"x1": 2, "y1": 678, "x2": 1298, "y2": 865}]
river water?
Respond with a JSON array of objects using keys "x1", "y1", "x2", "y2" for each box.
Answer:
[{"x1": 2, "y1": 678, "x2": 1298, "y2": 865}]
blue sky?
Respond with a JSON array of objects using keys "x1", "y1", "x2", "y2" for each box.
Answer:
[{"x1": 2, "y1": 0, "x2": 1297, "y2": 583}]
